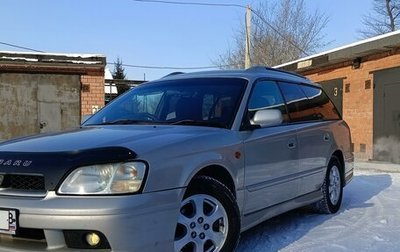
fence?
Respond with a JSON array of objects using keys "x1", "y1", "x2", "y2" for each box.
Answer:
[{"x1": 104, "y1": 79, "x2": 146, "y2": 104}]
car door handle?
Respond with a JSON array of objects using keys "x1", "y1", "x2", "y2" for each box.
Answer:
[
  {"x1": 323, "y1": 133, "x2": 331, "y2": 142},
  {"x1": 287, "y1": 139, "x2": 297, "y2": 149}
]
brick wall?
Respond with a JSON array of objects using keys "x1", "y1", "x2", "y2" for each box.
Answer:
[
  {"x1": 80, "y1": 70, "x2": 105, "y2": 116},
  {"x1": 301, "y1": 50, "x2": 400, "y2": 161}
]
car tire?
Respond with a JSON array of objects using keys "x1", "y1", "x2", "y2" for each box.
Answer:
[
  {"x1": 314, "y1": 156, "x2": 343, "y2": 214},
  {"x1": 174, "y1": 176, "x2": 240, "y2": 252}
]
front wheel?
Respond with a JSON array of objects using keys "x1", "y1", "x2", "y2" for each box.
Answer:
[
  {"x1": 174, "y1": 176, "x2": 240, "y2": 252},
  {"x1": 314, "y1": 156, "x2": 343, "y2": 214}
]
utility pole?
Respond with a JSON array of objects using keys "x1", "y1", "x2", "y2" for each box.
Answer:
[{"x1": 245, "y1": 5, "x2": 252, "y2": 69}]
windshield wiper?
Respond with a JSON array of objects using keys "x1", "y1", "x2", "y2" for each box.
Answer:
[{"x1": 170, "y1": 120, "x2": 227, "y2": 128}]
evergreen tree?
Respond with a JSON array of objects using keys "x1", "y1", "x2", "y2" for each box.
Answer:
[
  {"x1": 112, "y1": 57, "x2": 127, "y2": 80},
  {"x1": 112, "y1": 57, "x2": 130, "y2": 94}
]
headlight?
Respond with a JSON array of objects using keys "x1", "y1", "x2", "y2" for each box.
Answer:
[{"x1": 58, "y1": 162, "x2": 147, "y2": 195}]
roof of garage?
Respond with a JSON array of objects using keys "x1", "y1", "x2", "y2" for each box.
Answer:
[
  {"x1": 275, "y1": 30, "x2": 400, "y2": 73},
  {"x1": 0, "y1": 51, "x2": 106, "y2": 74}
]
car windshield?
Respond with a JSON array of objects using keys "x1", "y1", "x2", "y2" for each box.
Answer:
[{"x1": 83, "y1": 77, "x2": 247, "y2": 129}]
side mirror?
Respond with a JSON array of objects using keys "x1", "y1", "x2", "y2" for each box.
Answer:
[{"x1": 251, "y1": 109, "x2": 283, "y2": 128}]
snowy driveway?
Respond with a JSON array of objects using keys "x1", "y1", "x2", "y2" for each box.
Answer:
[{"x1": 238, "y1": 169, "x2": 400, "y2": 251}]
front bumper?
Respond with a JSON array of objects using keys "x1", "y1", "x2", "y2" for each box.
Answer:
[{"x1": 0, "y1": 188, "x2": 184, "y2": 251}]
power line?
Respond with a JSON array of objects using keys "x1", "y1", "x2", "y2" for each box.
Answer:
[
  {"x1": 130, "y1": 0, "x2": 309, "y2": 56},
  {"x1": 1, "y1": 2, "x2": 309, "y2": 66},
  {"x1": 0, "y1": 41, "x2": 45, "y2": 53},
  {"x1": 130, "y1": 0, "x2": 246, "y2": 8},
  {"x1": 0, "y1": 41, "x2": 229, "y2": 70},
  {"x1": 107, "y1": 62, "x2": 230, "y2": 70},
  {"x1": 249, "y1": 9, "x2": 309, "y2": 56},
  {"x1": 1, "y1": 3, "x2": 310, "y2": 67}
]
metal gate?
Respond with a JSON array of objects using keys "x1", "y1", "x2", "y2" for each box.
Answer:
[
  {"x1": 0, "y1": 73, "x2": 81, "y2": 141},
  {"x1": 373, "y1": 67, "x2": 400, "y2": 163}
]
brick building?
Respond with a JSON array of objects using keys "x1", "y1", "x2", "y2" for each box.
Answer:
[
  {"x1": 276, "y1": 30, "x2": 400, "y2": 162},
  {"x1": 0, "y1": 51, "x2": 106, "y2": 141}
]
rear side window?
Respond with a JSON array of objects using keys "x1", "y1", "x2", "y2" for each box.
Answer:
[
  {"x1": 300, "y1": 85, "x2": 340, "y2": 120},
  {"x1": 279, "y1": 82, "x2": 315, "y2": 122},
  {"x1": 247, "y1": 81, "x2": 289, "y2": 123}
]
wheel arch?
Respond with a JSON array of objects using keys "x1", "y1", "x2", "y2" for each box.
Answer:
[{"x1": 187, "y1": 165, "x2": 236, "y2": 199}]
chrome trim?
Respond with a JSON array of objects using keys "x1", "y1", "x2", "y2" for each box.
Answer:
[{"x1": 0, "y1": 188, "x2": 46, "y2": 198}]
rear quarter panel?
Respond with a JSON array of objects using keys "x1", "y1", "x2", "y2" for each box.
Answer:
[{"x1": 329, "y1": 120, "x2": 354, "y2": 185}]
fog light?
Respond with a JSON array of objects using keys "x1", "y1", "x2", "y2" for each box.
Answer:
[
  {"x1": 64, "y1": 230, "x2": 110, "y2": 249},
  {"x1": 86, "y1": 232, "x2": 100, "y2": 247}
]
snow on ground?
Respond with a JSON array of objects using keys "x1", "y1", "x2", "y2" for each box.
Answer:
[{"x1": 238, "y1": 169, "x2": 400, "y2": 251}]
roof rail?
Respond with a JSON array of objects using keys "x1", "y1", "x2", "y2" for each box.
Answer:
[
  {"x1": 162, "y1": 72, "x2": 185, "y2": 78},
  {"x1": 246, "y1": 65, "x2": 307, "y2": 79}
]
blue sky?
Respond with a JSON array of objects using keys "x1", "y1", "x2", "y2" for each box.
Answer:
[{"x1": 0, "y1": 0, "x2": 373, "y2": 80}]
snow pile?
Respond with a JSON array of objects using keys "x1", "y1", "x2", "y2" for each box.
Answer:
[
  {"x1": 0, "y1": 51, "x2": 105, "y2": 65},
  {"x1": 0, "y1": 50, "x2": 103, "y2": 58},
  {"x1": 1, "y1": 56, "x2": 38, "y2": 62}
]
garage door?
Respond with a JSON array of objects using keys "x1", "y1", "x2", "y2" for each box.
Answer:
[
  {"x1": 0, "y1": 73, "x2": 80, "y2": 141},
  {"x1": 373, "y1": 67, "x2": 400, "y2": 163}
]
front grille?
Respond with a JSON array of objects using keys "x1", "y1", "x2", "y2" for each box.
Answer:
[{"x1": 0, "y1": 174, "x2": 45, "y2": 191}]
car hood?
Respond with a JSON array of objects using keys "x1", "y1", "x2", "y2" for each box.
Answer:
[
  {"x1": 0, "y1": 125, "x2": 232, "y2": 191},
  {"x1": 0, "y1": 125, "x2": 226, "y2": 153}
]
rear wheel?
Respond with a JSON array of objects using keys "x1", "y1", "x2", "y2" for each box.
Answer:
[
  {"x1": 314, "y1": 156, "x2": 343, "y2": 214},
  {"x1": 174, "y1": 176, "x2": 240, "y2": 252}
]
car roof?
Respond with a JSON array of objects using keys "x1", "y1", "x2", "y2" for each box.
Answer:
[{"x1": 159, "y1": 66, "x2": 318, "y2": 87}]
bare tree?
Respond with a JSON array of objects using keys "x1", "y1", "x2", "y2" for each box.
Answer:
[
  {"x1": 359, "y1": 0, "x2": 400, "y2": 38},
  {"x1": 217, "y1": 0, "x2": 329, "y2": 68}
]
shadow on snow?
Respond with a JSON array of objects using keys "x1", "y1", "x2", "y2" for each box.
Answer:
[{"x1": 237, "y1": 173, "x2": 392, "y2": 251}]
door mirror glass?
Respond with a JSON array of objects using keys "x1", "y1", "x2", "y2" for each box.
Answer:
[{"x1": 251, "y1": 109, "x2": 283, "y2": 128}]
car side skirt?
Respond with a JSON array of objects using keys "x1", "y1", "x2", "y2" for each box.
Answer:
[{"x1": 240, "y1": 190, "x2": 323, "y2": 232}]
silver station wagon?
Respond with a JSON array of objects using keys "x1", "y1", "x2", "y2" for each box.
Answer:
[{"x1": 0, "y1": 67, "x2": 353, "y2": 251}]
